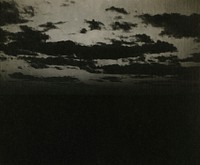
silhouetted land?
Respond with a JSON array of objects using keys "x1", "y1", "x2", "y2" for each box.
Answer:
[{"x1": 0, "y1": 86, "x2": 200, "y2": 165}]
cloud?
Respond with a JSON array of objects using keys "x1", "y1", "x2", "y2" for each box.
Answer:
[
  {"x1": 0, "y1": 1, "x2": 28, "y2": 26},
  {"x1": 101, "y1": 76, "x2": 122, "y2": 82},
  {"x1": 40, "y1": 40, "x2": 176, "y2": 60},
  {"x1": 134, "y1": 34, "x2": 154, "y2": 44},
  {"x1": 99, "y1": 63, "x2": 200, "y2": 80},
  {"x1": 85, "y1": 19, "x2": 104, "y2": 30},
  {"x1": 1, "y1": 26, "x2": 49, "y2": 55},
  {"x1": 0, "y1": 28, "x2": 13, "y2": 43},
  {"x1": 114, "y1": 16, "x2": 123, "y2": 20},
  {"x1": 1, "y1": 25, "x2": 176, "y2": 60},
  {"x1": 20, "y1": 56, "x2": 96, "y2": 70},
  {"x1": 17, "y1": 25, "x2": 50, "y2": 43},
  {"x1": 139, "y1": 13, "x2": 200, "y2": 41},
  {"x1": 9, "y1": 72, "x2": 79, "y2": 82},
  {"x1": 3, "y1": 34, "x2": 176, "y2": 60},
  {"x1": 0, "y1": 55, "x2": 7, "y2": 61},
  {"x1": 109, "y1": 39, "x2": 136, "y2": 46},
  {"x1": 54, "y1": 21, "x2": 66, "y2": 25},
  {"x1": 105, "y1": 6, "x2": 129, "y2": 15},
  {"x1": 61, "y1": 3, "x2": 70, "y2": 7},
  {"x1": 61, "y1": 0, "x2": 75, "y2": 7},
  {"x1": 111, "y1": 22, "x2": 137, "y2": 32},
  {"x1": 39, "y1": 22, "x2": 58, "y2": 32},
  {"x1": 80, "y1": 28, "x2": 87, "y2": 34},
  {"x1": 181, "y1": 53, "x2": 200, "y2": 62},
  {"x1": 70, "y1": 1, "x2": 75, "y2": 4},
  {"x1": 23, "y1": 6, "x2": 35, "y2": 17},
  {"x1": 155, "y1": 55, "x2": 180, "y2": 65}
]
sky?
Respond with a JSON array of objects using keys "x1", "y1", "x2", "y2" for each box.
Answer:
[
  {"x1": 4, "y1": 0, "x2": 198, "y2": 57},
  {"x1": 0, "y1": 0, "x2": 200, "y2": 86}
]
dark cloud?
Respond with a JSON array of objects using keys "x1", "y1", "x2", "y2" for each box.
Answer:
[
  {"x1": 0, "y1": 56, "x2": 7, "y2": 61},
  {"x1": 135, "y1": 34, "x2": 154, "y2": 44},
  {"x1": 85, "y1": 19, "x2": 104, "y2": 30},
  {"x1": 0, "y1": 1, "x2": 29, "y2": 26},
  {"x1": 39, "y1": 22, "x2": 58, "y2": 32},
  {"x1": 109, "y1": 39, "x2": 136, "y2": 46},
  {"x1": 118, "y1": 36, "x2": 129, "y2": 40},
  {"x1": 35, "y1": 40, "x2": 176, "y2": 59},
  {"x1": 80, "y1": 28, "x2": 87, "y2": 34},
  {"x1": 111, "y1": 22, "x2": 137, "y2": 32},
  {"x1": 61, "y1": 0, "x2": 75, "y2": 7},
  {"x1": 70, "y1": 1, "x2": 75, "y2": 4},
  {"x1": 9, "y1": 72, "x2": 41, "y2": 81},
  {"x1": 20, "y1": 56, "x2": 96, "y2": 70},
  {"x1": 55, "y1": 66, "x2": 63, "y2": 70},
  {"x1": 100, "y1": 63, "x2": 180, "y2": 75},
  {"x1": 0, "y1": 28, "x2": 13, "y2": 43},
  {"x1": 101, "y1": 76, "x2": 122, "y2": 82},
  {"x1": 16, "y1": 25, "x2": 49, "y2": 43},
  {"x1": 105, "y1": 6, "x2": 129, "y2": 15},
  {"x1": 155, "y1": 55, "x2": 180, "y2": 65},
  {"x1": 1, "y1": 25, "x2": 176, "y2": 60},
  {"x1": 61, "y1": 3, "x2": 70, "y2": 7},
  {"x1": 98, "y1": 63, "x2": 200, "y2": 80},
  {"x1": 23, "y1": 6, "x2": 35, "y2": 17},
  {"x1": 0, "y1": 1, "x2": 35, "y2": 26},
  {"x1": 54, "y1": 21, "x2": 66, "y2": 25},
  {"x1": 139, "y1": 13, "x2": 200, "y2": 41},
  {"x1": 114, "y1": 16, "x2": 123, "y2": 20},
  {"x1": 9, "y1": 72, "x2": 79, "y2": 82},
  {"x1": 181, "y1": 53, "x2": 200, "y2": 62},
  {"x1": 2, "y1": 26, "x2": 49, "y2": 55}
]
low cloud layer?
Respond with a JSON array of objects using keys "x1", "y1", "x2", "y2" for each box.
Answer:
[{"x1": 9, "y1": 72, "x2": 79, "y2": 82}]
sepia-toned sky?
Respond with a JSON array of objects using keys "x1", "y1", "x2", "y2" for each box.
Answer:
[
  {"x1": 3, "y1": 0, "x2": 198, "y2": 58},
  {"x1": 1, "y1": 0, "x2": 200, "y2": 84}
]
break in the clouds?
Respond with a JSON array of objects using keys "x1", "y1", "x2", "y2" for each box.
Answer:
[
  {"x1": 85, "y1": 19, "x2": 105, "y2": 30},
  {"x1": 139, "y1": 13, "x2": 200, "y2": 42},
  {"x1": 111, "y1": 22, "x2": 137, "y2": 32},
  {"x1": 105, "y1": 6, "x2": 129, "y2": 15}
]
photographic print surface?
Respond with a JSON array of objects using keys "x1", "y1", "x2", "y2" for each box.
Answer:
[{"x1": 1, "y1": 1, "x2": 200, "y2": 165}]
